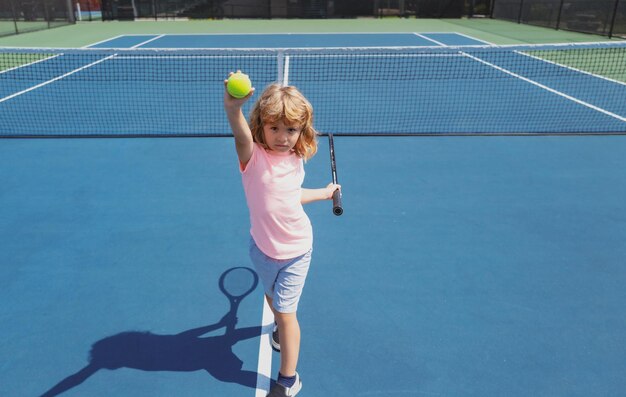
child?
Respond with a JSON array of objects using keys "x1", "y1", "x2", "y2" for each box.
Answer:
[{"x1": 223, "y1": 73, "x2": 340, "y2": 397}]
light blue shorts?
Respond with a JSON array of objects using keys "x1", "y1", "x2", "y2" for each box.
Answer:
[{"x1": 249, "y1": 238, "x2": 312, "y2": 314}]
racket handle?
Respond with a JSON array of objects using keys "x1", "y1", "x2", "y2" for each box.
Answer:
[{"x1": 332, "y1": 189, "x2": 343, "y2": 216}]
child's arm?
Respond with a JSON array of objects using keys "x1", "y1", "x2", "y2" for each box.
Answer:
[
  {"x1": 223, "y1": 72, "x2": 255, "y2": 166},
  {"x1": 301, "y1": 183, "x2": 341, "y2": 204},
  {"x1": 176, "y1": 312, "x2": 235, "y2": 337}
]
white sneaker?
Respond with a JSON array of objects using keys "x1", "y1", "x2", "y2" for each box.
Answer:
[{"x1": 266, "y1": 372, "x2": 302, "y2": 397}]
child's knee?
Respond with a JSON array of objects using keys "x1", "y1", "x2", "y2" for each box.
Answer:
[{"x1": 274, "y1": 311, "x2": 297, "y2": 325}]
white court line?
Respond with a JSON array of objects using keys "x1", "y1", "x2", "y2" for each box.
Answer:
[
  {"x1": 113, "y1": 32, "x2": 425, "y2": 36},
  {"x1": 0, "y1": 54, "x2": 117, "y2": 103},
  {"x1": 82, "y1": 35, "x2": 124, "y2": 48},
  {"x1": 454, "y1": 32, "x2": 496, "y2": 45},
  {"x1": 461, "y1": 51, "x2": 626, "y2": 123},
  {"x1": 288, "y1": 53, "x2": 460, "y2": 59},
  {"x1": 49, "y1": 44, "x2": 487, "y2": 51},
  {"x1": 515, "y1": 50, "x2": 626, "y2": 87},
  {"x1": 413, "y1": 33, "x2": 448, "y2": 47},
  {"x1": 0, "y1": 53, "x2": 61, "y2": 75},
  {"x1": 131, "y1": 34, "x2": 165, "y2": 48},
  {"x1": 255, "y1": 299, "x2": 274, "y2": 397},
  {"x1": 115, "y1": 55, "x2": 276, "y2": 59}
]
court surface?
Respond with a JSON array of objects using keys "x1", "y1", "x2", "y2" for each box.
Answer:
[{"x1": 1, "y1": 33, "x2": 626, "y2": 397}]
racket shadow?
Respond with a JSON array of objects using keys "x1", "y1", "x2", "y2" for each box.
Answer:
[{"x1": 40, "y1": 267, "x2": 267, "y2": 397}]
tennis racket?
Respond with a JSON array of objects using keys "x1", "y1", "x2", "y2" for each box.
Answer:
[
  {"x1": 218, "y1": 267, "x2": 259, "y2": 333},
  {"x1": 328, "y1": 132, "x2": 343, "y2": 216}
]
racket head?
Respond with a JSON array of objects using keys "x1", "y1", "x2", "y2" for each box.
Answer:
[{"x1": 219, "y1": 267, "x2": 259, "y2": 300}]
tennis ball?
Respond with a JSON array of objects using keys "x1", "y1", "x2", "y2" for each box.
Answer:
[{"x1": 227, "y1": 72, "x2": 252, "y2": 99}]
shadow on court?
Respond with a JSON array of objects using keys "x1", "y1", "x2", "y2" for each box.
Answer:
[{"x1": 40, "y1": 267, "x2": 266, "y2": 396}]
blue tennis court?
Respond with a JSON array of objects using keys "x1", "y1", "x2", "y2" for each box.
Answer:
[{"x1": 1, "y1": 32, "x2": 626, "y2": 397}]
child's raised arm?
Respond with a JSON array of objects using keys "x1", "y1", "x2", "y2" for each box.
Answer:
[{"x1": 223, "y1": 71, "x2": 255, "y2": 166}]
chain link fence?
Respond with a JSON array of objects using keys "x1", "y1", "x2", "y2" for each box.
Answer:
[
  {"x1": 492, "y1": 0, "x2": 625, "y2": 38},
  {"x1": 0, "y1": 0, "x2": 74, "y2": 37}
]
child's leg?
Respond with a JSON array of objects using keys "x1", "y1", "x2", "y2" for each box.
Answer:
[
  {"x1": 274, "y1": 311, "x2": 300, "y2": 377},
  {"x1": 252, "y1": 242, "x2": 311, "y2": 390},
  {"x1": 265, "y1": 294, "x2": 300, "y2": 377}
]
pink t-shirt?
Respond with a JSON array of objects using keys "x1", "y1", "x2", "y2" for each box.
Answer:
[{"x1": 240, "y1": 143, "x2": 313, "y2": 259}]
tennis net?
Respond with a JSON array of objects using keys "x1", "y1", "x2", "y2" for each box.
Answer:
[{"x1": 1, "y1": 41, "x2": 626, "y2": 137}]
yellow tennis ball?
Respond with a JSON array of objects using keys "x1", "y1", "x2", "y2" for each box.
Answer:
[{"x1": 227, "y1": 72, "x2": 252, "y2": 99}]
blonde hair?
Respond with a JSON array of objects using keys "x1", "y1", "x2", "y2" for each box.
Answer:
[{"x1": 249, "y1": 84, "x2": 318, "y2": 160}]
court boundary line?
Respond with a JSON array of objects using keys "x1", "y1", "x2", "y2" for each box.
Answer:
[
  {"x1": 72, "y1": 45, "x2": 483, "y2": 51},
  {"x1": 0, "y1": 54, "x2": 117, "y2": 104},
  {"x1": 461, "y1": 51, "x2": 626, "y2": 123},
  {"x1": 454, "y1": 32, "x2": 496, "y2": 45},
  {"x1": 112, "y1": 32, "x2": 437, "y2": 36},
  {"x1": 0, "y1": 53, "x2": 61, "y2": 75},
  {"x1": 516, "y1": 50, "x2": 626, "y2": 87},
  {"x1": 459, "y1": 33, "x2": 626, "y2": 89},
  {"x1": 287, "y1": 53, "x2": 460, "y2": 59},
  {"x1": 413, "y1": 32, "x2": 448, "y2": 47},
  {"x1": 131, "y1": 34, "x2": 165, "y2": 48},
  {"x1": 458, "y1": 32, "x2": 626, "y2": 117},
  {"x1": 114, "y1": 55, "x2": 277, "y2": 59},
  {"x1": 254, "y1": 299, "x2": 274, "y2": 397},
  {"x1": 82, "y1": 35, "x2": 125, "y2": 48},
  {"x1": 113, "y1": 54, "x2": 459, "y2": 60}
]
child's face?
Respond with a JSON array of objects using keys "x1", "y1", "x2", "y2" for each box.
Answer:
[{"x1": 262, "y1": 120, "x2": 302, "y2": 153}]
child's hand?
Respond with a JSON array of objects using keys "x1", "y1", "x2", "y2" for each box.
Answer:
[
  {"x1": 223, "y1": 71, "x2": 255, "y2": 110},
  {"x1": 325, "y1": 183, "x2": 341, "y2": 199}
]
